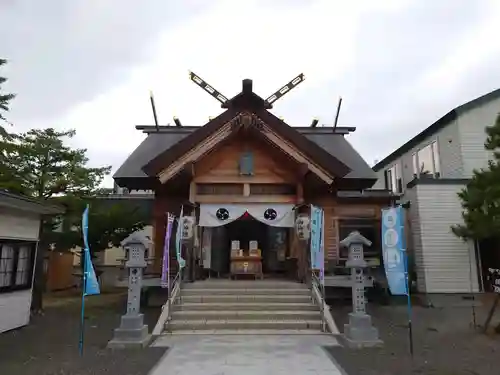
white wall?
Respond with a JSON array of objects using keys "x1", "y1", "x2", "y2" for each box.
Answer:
[
  {"x1": 0, "y1": 208, "x2": 40, "y2": 333},
  {"x1": 0, "y1": 290, "x2": 32, "y2": 333}
]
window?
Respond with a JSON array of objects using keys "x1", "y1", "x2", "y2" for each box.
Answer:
[
  {"x1": 412, "y1": 141, "x2": 441, "y2": 178},
  {"x1": 384, "y1": 163, "x2": 402, "y2": 193},
  {"x1": 0, "y1": 242, "x2": 35, "y2": 293},
  {"x1": 412, "y1": 153, "x2": 418, "y2": 177},
  {"x1": 239, "y1": 152, "x2": 254, "y2": 176},
  {"x1": 338, "y1": 219, "x2": 380, "y2": 259}
]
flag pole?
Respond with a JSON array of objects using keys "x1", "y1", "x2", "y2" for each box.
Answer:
[
  {"x1": 78, "y1": 204, "x2": 100, "y2": 356},
  {"x1": 78, "y1": 252, "x2": 87, "y2": 356},
  {"x1": 404, "y1": 251, "x2": 414, "y2": 358},
  {"x1": 401, "y1": 205, "x2": 414, "y2": 358}
]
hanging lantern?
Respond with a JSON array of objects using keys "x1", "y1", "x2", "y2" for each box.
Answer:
[{"x1": 295, "y1": 214, "x2": 311, "y2": 240}]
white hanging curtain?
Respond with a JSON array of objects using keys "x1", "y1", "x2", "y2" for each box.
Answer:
[
  {"x1": 246, "y1": 204, "x2": 295, "y2": 227},
  {"x1": 199, "y1": 204, "x2": 295, "y2": 228},
  {"x1": 199, "y1": 204, "x2": 247, "y2": 227}
]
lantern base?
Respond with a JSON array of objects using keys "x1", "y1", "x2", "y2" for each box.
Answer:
[
  {"x1": 342, "y1": 312, "x2": 383, "y2": 348},
  {"x1": 107, "y1": 313, "x2": 151, "y2": 349}
]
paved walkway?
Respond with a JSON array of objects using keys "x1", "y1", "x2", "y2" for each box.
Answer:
[{"x1": 149, "y1": 334, "x2": 345, "y2": 375}]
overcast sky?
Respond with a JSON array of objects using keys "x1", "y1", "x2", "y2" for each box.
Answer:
[{"x1": 2, "y1": 0, "x2": 500, "y2": 187}]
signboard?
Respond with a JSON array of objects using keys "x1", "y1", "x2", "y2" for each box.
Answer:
[
  {"x1": 381, "y1": 206, "x2": 407, "y2": 295},
  {"x1": 310, "y1": 205, "x2": 324, "y2": 283},
  {"x1": 488, "y1": 268, "x2": 500, "y2": 293}
]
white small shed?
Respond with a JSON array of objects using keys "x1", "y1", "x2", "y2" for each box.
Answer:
[{"x1": 0, "y1": 191, "x2": 63, "y2": 333}]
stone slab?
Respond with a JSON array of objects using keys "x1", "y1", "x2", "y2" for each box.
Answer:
[
  {"x1": 149, "y1": 334, "x2": 344, "y2": 375},
  {"x1": 107, "y1": 334, "x2": 152, "y2": 349}
]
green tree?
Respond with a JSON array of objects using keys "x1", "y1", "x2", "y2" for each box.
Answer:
[
  {"x1": 0, "y1": 58, "x2": 15, "y2": 138},
  {"x1": 0, "y1": 127, "x2": 147, "y2": 312},
  {"x1": 0, "y1": 59, "x2": 17, "y2": 187},
  {"x1": 452, "y1": 113, "x2": 500, "y2": 240},
  {"x1": 47, "y1": 196, "x2": 148, "y2": 264}
]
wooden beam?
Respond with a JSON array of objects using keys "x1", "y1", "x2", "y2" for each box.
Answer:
[
  {"x1": 297, "y1": 163, "x2": 309, "y2": 178},
  {"x1": 296, "y1": 183, "x2": 304, "y2": 204},
  {"x1": 183, "y1": 162, "x2": 195, "y2": 178},
  {"x1": 158, "y1": 123, "x2": 233, "y2": 183},
  {"x1": 189, "y1": 181, "x2": 196, "y2": 203},
  {"x1": 194, "y1": 175, "x2": 292, "y2": 184},
  {"x1": 243, "y1": 183, "x2": 250, "y2": 197},
  {"x1": 260, "y1": 126, "x2": 334, "y2": 185},
  {"x1": 195, "y1": 195, "x2": 298, "y2": 204}
]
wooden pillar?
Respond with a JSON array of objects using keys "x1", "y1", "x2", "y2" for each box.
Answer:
[
  {"x1": 296, "y1": 183, "x2": 304, "y2": 204},
  {"x1": 152, "y1": 200, "x2": 165, "y2": 274}
]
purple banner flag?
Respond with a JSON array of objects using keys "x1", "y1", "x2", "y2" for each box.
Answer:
[{"x1": 161, "y1": 213, "x2": 174, "y2": 289}]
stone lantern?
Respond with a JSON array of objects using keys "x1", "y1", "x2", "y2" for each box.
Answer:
[
  {"x1": 108, "y1": 232, "x2": 152, "y2": 348},
  {"x1": 340, "y1": 231, "x2": 382, "y2": 348}
]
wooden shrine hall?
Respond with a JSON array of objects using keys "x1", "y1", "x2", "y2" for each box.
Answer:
[{"x1": 113, "y1": 73, "x2": 396, "y2": 282}]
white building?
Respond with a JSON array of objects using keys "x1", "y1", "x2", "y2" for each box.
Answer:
[
  {"x1": 373, "y1": 88, "x2": 500, "y2": 294},
  {"x1": 0, "y1": 190, "x2": 63, "y2": 333}
]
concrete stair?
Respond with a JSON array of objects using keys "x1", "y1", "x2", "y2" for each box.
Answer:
[{"x1": 164, "y1": 280, "x2": 324, "y2": 334}]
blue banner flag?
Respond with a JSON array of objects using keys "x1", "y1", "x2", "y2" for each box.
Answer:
[
  {"x1": 310, "y1": 205, "x2": 324, "y2": 271},
  {"x1": 82, "y1": 205, "x2": 89, "y2": 250},
  {"x1": 79, "y1": 204, "x2": 100, "y2": 356},
  {"x1": 81, "y1": 204, "x2": 100, "y2": 296},
  {"x1": 381, "y1": 206, "x2": 408, "y2": 296},
  {"x1": 83, "y1": 248, "x2": 100, "y2": 296}
]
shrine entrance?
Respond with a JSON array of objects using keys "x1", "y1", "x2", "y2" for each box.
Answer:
[{"x1": 199, "y1": 204, "x2": 294, "y2": 279}]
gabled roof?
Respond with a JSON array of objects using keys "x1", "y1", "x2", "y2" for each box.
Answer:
[
  {"x1": 141, "y1": 80, "x2": 352, "y2": 179},
  {"x1": 373, "y1": 87, "x2": 500, "y2": 171},
  {"x1": 114, "y1": 126, "x2": 377, "y2": 187},
  {"x1": 114, "y1": 79, "x2": 378, "y2": 189},
  {"x1": 142, "y1": 106, "x2": 351, "y2": 179}
]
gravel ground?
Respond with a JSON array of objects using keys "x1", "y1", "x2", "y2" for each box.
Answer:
[
  {"x1": 327, "y1": 300, "x2": 500, "y2": 375},
  {"x1": 0, "y1": 292, "x2": 166, "y2": 375}
]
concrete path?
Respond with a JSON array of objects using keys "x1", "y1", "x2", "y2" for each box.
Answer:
[{"x1": 149, "y1": 334, "x2": 345, "y2": 375}]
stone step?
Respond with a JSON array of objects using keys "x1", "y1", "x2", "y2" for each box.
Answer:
[
  {"x1": 162, "y1": 329, "x2": 328, "y2": 336},
  {"x1": 183, "y1": 281, "x2": 308, "y2": 290},
  {"x1": 179, "y1": 294, "x2": 312, "y2": 304},
  {"x1": 175, "y1": 302, "x2": 318, "y2": 311},
  {"x1": 172, "y1": 310, "x2": 321, "y2": 321},
  {"x1": 181, "y1": 288, "x2": 310, "y2": 296},
  {"x1": 167, "y1": 319, "x2": 323, "y2": 331}
]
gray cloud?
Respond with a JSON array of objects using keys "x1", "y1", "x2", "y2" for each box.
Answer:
[
  {"x1": 276, "y1": 0, "x2": 499, "y2": 164},
  {"x1": 0, "y1": 0, "x2": 211, "y2": 126},
  {"x1": 2, "y1": 0, "x2": 499, "y2": 179}
]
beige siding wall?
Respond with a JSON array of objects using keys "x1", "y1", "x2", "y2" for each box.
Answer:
[
  {"x1": 374, "y1": 119, "x2": 464, "y2": 192},
  {"x1": 410, "y1": 183, "x2": 479, "y2": 293},
  {"x1": 458, "y1": 96, "x2": 500, "y2": 177},
  {"x1": 403, "y1": 188, "x2": 427, "y2": 292},
  {"x1": 72, "y1": 225, "x2": 153, "y2": 266},
  {"x1": 0, "y1": 207, "x2": 40, "y2": 240}
]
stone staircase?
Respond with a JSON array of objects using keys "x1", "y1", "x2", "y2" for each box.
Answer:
[{"x1": 164, "y1": 280, "x2": 325, "y2": 334}]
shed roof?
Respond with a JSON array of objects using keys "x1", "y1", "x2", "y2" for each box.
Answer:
[{"x1": 0, "y1": 190, "x2": 65, "y2": 215}]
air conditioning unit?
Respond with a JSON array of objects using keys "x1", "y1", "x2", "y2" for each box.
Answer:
[{"x1": 295, "y1": 214, "x2": 311, "y2": 241}]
